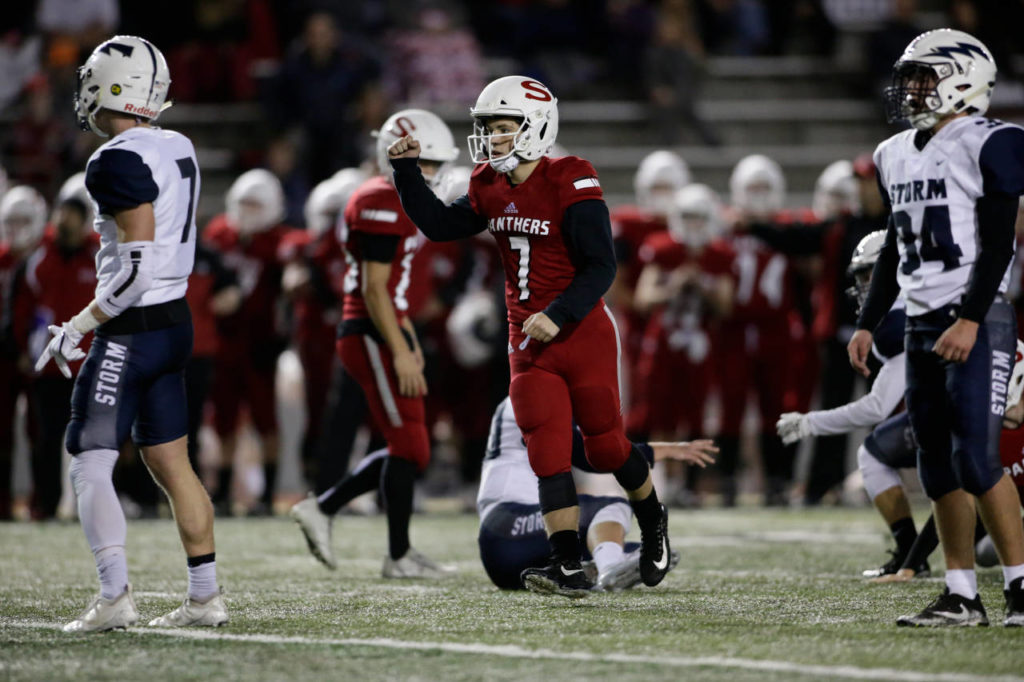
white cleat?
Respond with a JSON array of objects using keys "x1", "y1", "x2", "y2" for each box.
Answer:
[
  {"x1": 382, "y1": 548, "x2": 458, "y2": 579},
  {"x1": 148, "y1": 590, "x2": 228, "y2": 627},
  {"x1": 289, "y1": 495, "x2": 337, "y2": 570},
  {"x1": 596, "y1": 549, "x2": 680, "y2": 592},
  {"x1": 63, "y1": 584, "x2": 139, "y2": 633}
]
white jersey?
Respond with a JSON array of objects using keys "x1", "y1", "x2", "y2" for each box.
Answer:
[
  {"x1": 477, "y1": 398, "x2": 540, "y2": 520},
  {"x1": 85, "y1": 126, "x2": 199, "y2": 308},
  {"x1": 873, "y1": 117, "x2": 1023, "y2": 316}
]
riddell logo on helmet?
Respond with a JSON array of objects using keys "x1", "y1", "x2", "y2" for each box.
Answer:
[{"x1": 124, "y1": 103, "x2": 157, "y2": 117}]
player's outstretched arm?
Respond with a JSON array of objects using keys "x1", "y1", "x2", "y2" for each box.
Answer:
[
  {"x1": 388, "y1": 135, "x2": 487, "y2": 242},
  {"x1": 649, "y1": 440, "x2": 718, "y2": 468}
]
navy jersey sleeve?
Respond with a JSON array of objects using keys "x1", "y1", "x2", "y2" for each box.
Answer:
[
  {"x1": 85, "y1": 148, "x2": 159, "y2": 214},
  {"x1": 979, "y1": 127, "x2": 1024, "y2": 196},
  {"x1": 871, "y1": 308, "x2": 906, "y2": 360}
]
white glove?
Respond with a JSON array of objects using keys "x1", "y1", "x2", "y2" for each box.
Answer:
[
  {"x1": 35, "y1": 322, "x2": 86, "y2": 379},
  {"x1": 776, "y1": 412, "x2": 811, "y2": 445}
]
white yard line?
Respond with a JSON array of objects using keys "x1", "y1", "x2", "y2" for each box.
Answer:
[{"x1": 4, "y1": 621, "x2": 1021, "y2": 682}]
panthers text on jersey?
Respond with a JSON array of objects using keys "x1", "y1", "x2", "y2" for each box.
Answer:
[
  {"x1": 84, "y1": 126, "x2": 200, "y2": 308},
  {"x1": 873, "y1": 117, "x2": 1024, "y2": 315},
  {"x1": 340, "y1": 176, "x2": 420, "y2": 322},
  {"x1": 468, "y1": 155, "x2": 604, "y2": 325}
]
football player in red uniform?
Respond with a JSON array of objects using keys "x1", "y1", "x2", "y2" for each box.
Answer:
[
  {"x1": 387, "y1": 76, "x2": 671, "y2": 597},
  {"x1": 204, "y1": 169, "x2": 297, "y2": 514},
  {"x1": 630, "y1": 184, "x2": 733, "y2": 502},
  {"x1": 0, "y1": 186, "x2": 48, "y2": 518},
  {"x1": 290, "y1": 109, "x2": 459, "y2": 578}
]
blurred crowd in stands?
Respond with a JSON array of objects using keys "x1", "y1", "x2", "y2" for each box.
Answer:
[{"x1": 1, "y1": 0, "x2": 1023, "y2": 520}]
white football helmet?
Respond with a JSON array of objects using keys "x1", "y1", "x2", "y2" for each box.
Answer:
[
  {"x1": 435, "y1": 166, "x2": 472, "y2": 205},
  {"x1": 75, "y1": 35, "x2": 172, "y2": 137},
  {"x1": 226, "y1": 169, "x2": 285, "y2": 235},
  {"x1": 305, "y1": 171, "x2": 365, "y2": 238},
  {"x1": 634, "y1": 150, "x2": 691, "y2": 217},
  {"x1": 671, "y1": 183, "x2": 722, "y2": 249},
  {"x1": 376, "y1": 108, "x2": 458, "y2": 186},
  {"x1": 729, "y1": 154, "x2": 785, "y2": 220},
  {"x1": 56, "y1": 172, "x2": 95, "y2": 225},
  {"x1": 884, "y1": 29, "x2": 996, "y2": 131},
  {"x1": 845, "y1": 229, "x2": 887, "y2": 311},
  {"x1": 446, "y1": 290, "x2": 501, "y2": 368},
  {"x1": 1, "y1": 185, "x2": 47, "y2": 252},
  {"x1": 812, "y1": 160, "x2": 858, "y2": 221},
  {"x1": 1007, "y1": 340, "x2": 1024, "y2": 409},
  {"x1": 467, "y1": 76, "x2": 559, "y2": 173}
]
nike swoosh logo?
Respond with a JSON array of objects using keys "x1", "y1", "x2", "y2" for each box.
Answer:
[
  {"x1": 560, "y1": 565, "x2": 584, "y2": 576},
  {"x1": 933, "y1": 604, "x2": 971, "y2": 620},
  {"x1": 652, "y1": 537, "x2": 669, "y2": 571}
]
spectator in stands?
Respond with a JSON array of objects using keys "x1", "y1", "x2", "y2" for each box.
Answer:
[
  {"x1": 35, "y1": 0, "x2": 118, "y2": 59},
  {"x1": 644, "y1": 2, "x2": 721, "y2": 146},
  {"x1": 12, "y1": 195, "x2": 99, "y2": 519},
  {"x1": 948, "y1": 0, "x2": 1023, "y2": 82},
  {"x1": 265, "y1": 135, "x2": 309, "y2": 228},
  {"x1": 764, "y1": 0, "x2": 836, "y2": 56},
  {"x1": 385, "y1": 5, "x2": 484, "y2": 108},
  {"x1": 865, "y1": 0, "x2": 922, "y2": 97},
  {"x1": 606, "y1": 0, "x2": 658, "y2": 97},
  {"x1": 4, "y1": 75, "x2": 73, "y2": 200},
  {"x1": 267, "y1": 11, "x2": 382, "y2": 183},
  {"x1": 694, "y1": 0, "x2": 771, "y2": 56},
  {"x1": 0, "y1": 7, "x2": 43, "y2": 113}
]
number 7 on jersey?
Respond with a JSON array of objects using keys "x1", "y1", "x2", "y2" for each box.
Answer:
[{"x1": 509, "y1": 236, "x2": 531, "y2": 301}]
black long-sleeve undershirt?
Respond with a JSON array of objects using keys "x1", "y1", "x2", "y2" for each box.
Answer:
[
  {"x1": 960, "y1": 193, "x2": 1018, "y2": 322},
  {"x1": 856, "y1": 216, "x2": 900, "y2": 332},
  {"x1": 391, "y1": 157, "x2": 487, "y2": 241}
]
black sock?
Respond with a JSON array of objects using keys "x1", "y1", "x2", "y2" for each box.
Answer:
[
  {"x1": 548, "y1": 529, "x2": 582, "y2": 564},
  {"x1": 318, "y1": 451, "x2": 388, "y2": 515},
  {"x1": 889, "y1": 517, "x2": 917, "y2": 554},
  {"x1": 382, "y1": 456, "x2": 417, "y2": 560},
  {"x1": 630, "y1": 488, "x2": 662, "y2": 529},
  {"x1": 262, "y1": 462, "x2": 278, "y2": 506}
]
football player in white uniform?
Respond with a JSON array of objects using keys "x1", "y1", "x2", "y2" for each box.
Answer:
[
  {"x1": 477, "y1": 397, "x2": 714, "y2": 591},
  {"x1": 36, "y1": 36, "x2": 227, "y2": 632},
  {"x1": 849, "y1": 29, "x2": 1024, "y2": 627}
]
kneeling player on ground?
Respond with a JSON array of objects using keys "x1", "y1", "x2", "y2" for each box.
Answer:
[{"x1": 478, "y1": 397, "x2": 716, "y2": 591}]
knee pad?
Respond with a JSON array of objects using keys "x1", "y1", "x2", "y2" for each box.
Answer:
[
  {"x1": 538, "y1": 472, "x2": 578, "y2": 515},
  {"x1": 588, "y1": 500, "x2": 632, "y2": 536},
  {"x1": 386, "y1": 424, "x2": 431, "y2": 472},
  {"x1": 856, "y1": 444, "x2": 902, "y2": 501},
  {"x1": 917, "y1": 450, "x2": 961, "y2": 500}
]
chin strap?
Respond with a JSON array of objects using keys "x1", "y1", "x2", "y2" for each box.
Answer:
[{"x1": 490, "y1": 155, "x2": 520, "y2": 174}]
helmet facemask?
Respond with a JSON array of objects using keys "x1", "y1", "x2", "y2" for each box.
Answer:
[
  {"x1": 468, "y1": 117, "x2": 528, "y2": 174},
  {"x1": 884, "y1": 62, "x2": 947, "y2": 131}
]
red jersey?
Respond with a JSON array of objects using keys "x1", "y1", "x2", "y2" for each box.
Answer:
[
  {"x1": 13, "y1": 234, "x2": 99, "y2": 377},
  {"x1": 611, "y1": 204, "x2": 667, "y2": 290},
  {"x1": 203, "y1": 215, "x2": 296, "y2": 341},
  {"x1": 999, "y1": 426, "x2": 1024, "y2": 504},
  {"x1": 724, "y1": 234, "x2": 795, "y2": 323},
  {"x1": 469, "y1": 155, "x2": 604, "y2": 325},
  {"x1": 186, "y1": 243, "x2": 236, "y2": 357},
  {"x1": 341, "y1": 176, "x2": 420, "y2": 321},
  {"x1": 278, "y1": 228, "x2": 345, "y2": 347}
]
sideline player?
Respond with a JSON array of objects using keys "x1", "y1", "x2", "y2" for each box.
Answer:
[
  {"x1": 779, "y1": 231, "x2": 929, "y2": 577},
  {"x1": 478, "y1": 397, "x2": 714, "y2": 590},
  {"x1": 36, "y1": 36, "x2": 227, "y2": 631},
  {"x1": 388, "y1": 76, "x2": 672, "y2": 597},
  {"x1": 849, "y1": 29, "x2": 1024, "y2": 626},
  {"x1": 290, "y1": 109, "x2": 459, "y2": 578}
]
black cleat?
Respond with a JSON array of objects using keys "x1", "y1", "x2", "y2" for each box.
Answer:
[
  {"x1": 896, "y1": 588, "x2": 988, "y2": 627},
  {"x1": 639, "y1": 503, "x2": 671, "y2": 587},
  {"x1": 1005, "y1": 577, "x2": 1024, "y2": 627},
  {"x1": 520, "y1": 559, "x2": 594, "y2": 599}
]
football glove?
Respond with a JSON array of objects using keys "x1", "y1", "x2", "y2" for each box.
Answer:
[
  {"x1": 35, "y1": 322, "x2": 86, "y2": 379},
  {"x1": 776, "y1": 412, "x2": 811, "y2": 445}
]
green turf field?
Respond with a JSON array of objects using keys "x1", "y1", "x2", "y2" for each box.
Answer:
[{"x1": 2, "y1": 507, "x2": 1022, "y2": 681}]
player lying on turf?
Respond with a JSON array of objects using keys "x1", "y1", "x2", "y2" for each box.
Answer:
[
  {"x1": 777, "y1": 230, "x2": 927, "y2": 578},
  {"x1": 477, "y1": 397, "x2": 716, "y2": 591}
]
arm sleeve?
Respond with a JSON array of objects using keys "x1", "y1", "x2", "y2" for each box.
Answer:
[
  {"x1": 356, "y1": 232, "x2": 400, "y2": 263},
  {"x1": 959, "y1": 193, "x2": 1018, "y2": 322},
  {"x1": 804, "y1": 352, "x2": 906, "y2": 435},
  {"x1": 85, "y1": 149, "x2": 159, "y2": 214},
  {"x1": 542, "y1": 199, "x2": 617, "y2": 327},
  {"x1": 390, "y1": 158, "x2": 487, "y2": 241},
  {"x1": 856, "y1": 217, "x2": 901, "y2": 331}
]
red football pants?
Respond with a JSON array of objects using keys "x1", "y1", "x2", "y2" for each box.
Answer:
[{"x1": 508, "y1": 304, "x2": 632, "y2": 479}]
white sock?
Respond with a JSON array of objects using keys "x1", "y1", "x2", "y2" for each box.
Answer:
[
  {"x1": 945, "y1": 568, "x2": 978, "y2": 599},
  {"x1": 592, "y1": 541, "x2": 625, "y2": 575},
  {"x1": 187, "y1": 556, "x2": 218, "y2": 602},
  {"x1": 95, "y1": 546, "x2": 128, "y2": 600},
  {"x1": 70, "y1": 450, "x2": 128, "y2": 599},
  {"x1": 1003, "y1": 563, "x2": 1024, "y2": 590}
]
